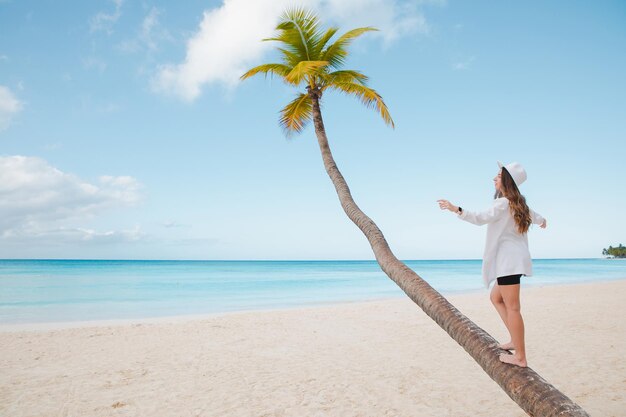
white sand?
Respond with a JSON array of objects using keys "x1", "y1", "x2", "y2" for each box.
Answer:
[{"x1": 1, "y1": 280, "x2": 625, "y2": 417}]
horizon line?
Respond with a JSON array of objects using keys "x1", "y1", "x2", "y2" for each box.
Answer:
[{"x1": 0, "y1": 257, "x2": 606, "y2": 262}]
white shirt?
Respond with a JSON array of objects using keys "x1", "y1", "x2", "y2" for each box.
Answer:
[{"x1": 458, "y1": 197, "x2": 545, "y2": 288}]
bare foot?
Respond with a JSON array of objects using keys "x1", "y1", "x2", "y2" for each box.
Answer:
[
  {"x1": 499, "y1": 353, "x2": 527, "y2": 368},
  {"x1": 498, "y1": 341, "x2": 515, "y2": 350}
]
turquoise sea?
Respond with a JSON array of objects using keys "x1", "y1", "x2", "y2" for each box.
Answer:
[{"x1": 1, "y1": 259, "x2": 625, "y2": 324}]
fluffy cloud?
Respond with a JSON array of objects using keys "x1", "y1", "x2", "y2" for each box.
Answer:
[
  {"x1": 0, "y1": 86, "x2": 23, "y2": 131},
  {"x1": 152, "y1": 0, "x2": 440, "y2": 101},
  {"x1": 0, "y1": 156, "x2": 142, "y2": 243}
]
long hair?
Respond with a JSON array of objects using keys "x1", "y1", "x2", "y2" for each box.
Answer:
[{"x1": 494, "y1": 168, "x2": 532, "y2": 234}]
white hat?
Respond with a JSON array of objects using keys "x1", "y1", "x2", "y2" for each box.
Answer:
[{"x1": 497, "y1": 161, "x2": 527, "y2": 187}]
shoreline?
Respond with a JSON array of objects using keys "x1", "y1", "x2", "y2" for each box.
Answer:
[
  {"x1": 1, "y1": 279, "x2": 624, "y2": 416},
  {"x1": 2, "y1": 277, "x2": 625, "y2": 333}
]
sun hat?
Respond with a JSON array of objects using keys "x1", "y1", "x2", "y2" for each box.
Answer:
[{"x1": 497, "y1": 161, "x2": 527, "y2": 187}]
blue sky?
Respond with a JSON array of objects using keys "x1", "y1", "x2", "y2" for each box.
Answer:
[{"x1": 1, "y1": 0, "x2": 625, "y2": 260}]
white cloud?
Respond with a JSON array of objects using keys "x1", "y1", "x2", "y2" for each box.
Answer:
[
  {"x1": 152, "y1": 0, "x2": 291, "y2": 101},
  {"x1": 141, "y1": 7, "x2": 164, "y2": 51},
  {"x1": 319, "y1": 0, "x2": 430, "y2": 44},
  {"x1": 0, "y1": 156, "x2": 143, "y2": 244},
  {"x1": 0, "y1": 85, "x2": 22, "y2": 131},
  {"x1": 119, "y1": 7, "x2": 172, "y2": 54},
  {"x1": 152, "y1": 0, "x2": 440, "y2": 101},
  {"x1": 90, "y1": 0, "x2": 124, "y2": 34},
  {"x1": 2, "y1": 226, "x2": 144, "y2": 246}
]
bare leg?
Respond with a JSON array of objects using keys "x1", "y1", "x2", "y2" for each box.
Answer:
[
  {"x1": 498, "y1": 283, "x2": 527, "y2": 367},
  {"x1": 490, "y1": 283, "x2": 514, "y2": 350}
]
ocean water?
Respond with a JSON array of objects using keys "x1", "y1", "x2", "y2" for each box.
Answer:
[{"x1": 0, "y1": 259, "x2": 624, "y2": 324}]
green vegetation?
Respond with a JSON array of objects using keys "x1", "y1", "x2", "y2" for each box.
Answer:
[
  {"x1": 240, "y1": 8, "x2": 393, "y2": 135},
  {"x1": 602, "y1": 244, "x2": 626, "y2": 258}
]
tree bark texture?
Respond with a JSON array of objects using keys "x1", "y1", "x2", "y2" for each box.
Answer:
[{"x1": 307, "y1": 88, "x2": 589, "y2": 417}]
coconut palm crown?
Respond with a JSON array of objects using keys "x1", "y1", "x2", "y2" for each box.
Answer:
[{"x1": 241, "y1": 8, "x2": 393, "y2": 135}]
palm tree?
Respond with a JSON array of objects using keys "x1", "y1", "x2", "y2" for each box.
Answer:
[{"x1": 241, "y1": 8, "x2": 589, "y2": 417}]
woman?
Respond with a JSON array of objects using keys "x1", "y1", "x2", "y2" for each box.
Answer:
[{"x1": 437, "y1": 162, "x2": 546, "y2": 368}]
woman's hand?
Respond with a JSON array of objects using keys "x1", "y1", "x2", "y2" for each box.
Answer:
[
  {"x1": 540, "y1": 219, "x2": 547, "y2": 229},
  {"x1": 437, "y1": 199, "x2": 459, "y2": 213}
]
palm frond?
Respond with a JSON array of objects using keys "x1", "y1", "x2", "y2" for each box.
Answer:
[
  {"x1": 279, "y1": 92, "x2": 313, "y2": 134},
  {"x1": 312, "y1": 27, "x2": 339, "y2": 58},
  {"x1": 327, "y1": 82, "x2": 394, "y2": 128},
  {"x1": 264, "y1": 32, "x2": 309, "y2": 62},
  {"x1": 240, "y1": 63, "x2": 292, "y2": 81},
  {"x1": 273, "y1": 8, "x2": 321, "y2": 61},
  {"x1": 285, "y1": 60, "x2": 329, "y2": 85},
  {"x1": 278, "y1": 7, "x2": 320, "y2": 39},
  {"x1": 241, "y1": 7, "x2": 394, "y2": 136},
  {"x1": 320, "y1": 70, "x2": 369, "y2": 87},
  {"x1": 274, "y1": 48, "x2": 300, "y2": 68},
  {"x1": 321, "y1": 27, "x2": 378, "y2": 69}
]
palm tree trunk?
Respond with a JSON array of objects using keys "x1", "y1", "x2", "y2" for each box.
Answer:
[{"x1": 307, "y1": 87, "x2": 589, "y2": 417}]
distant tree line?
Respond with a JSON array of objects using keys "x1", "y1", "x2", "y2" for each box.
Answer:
[{"x1": 602, "y1": 244, "x2": 626, "y2": 258}]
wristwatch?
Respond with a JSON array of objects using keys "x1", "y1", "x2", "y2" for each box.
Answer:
[{"x1": 457, "y1": 206, "x2": 463, "y2": 214}]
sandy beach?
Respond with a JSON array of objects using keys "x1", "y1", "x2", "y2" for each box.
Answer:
[{"x1": 1, "y1": 279, "x2": 625, "y2": 417}]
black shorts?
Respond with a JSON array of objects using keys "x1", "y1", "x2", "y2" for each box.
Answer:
[{"x1": 497, "y1": 274, "x2": 522, "y2": 286}]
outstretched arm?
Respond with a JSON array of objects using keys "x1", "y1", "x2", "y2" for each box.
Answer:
[
  {"x1": 438, "y1": 198, "x2": 508, "y2": 226},
  {"x1": 437, "y1": 199, "x2": 460, "y2": 214}
]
